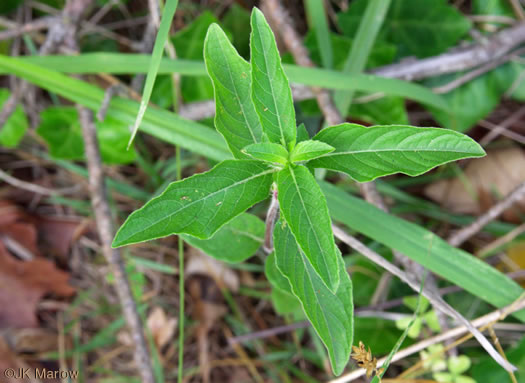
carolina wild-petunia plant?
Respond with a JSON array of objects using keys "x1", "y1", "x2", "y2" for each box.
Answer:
[{"x1": 112, "y1": 8, "x2": 485, "y2": 375}]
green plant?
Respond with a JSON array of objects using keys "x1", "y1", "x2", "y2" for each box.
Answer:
[{"x1": 112, "y1": 8, "x2": 485, "y2": 375}]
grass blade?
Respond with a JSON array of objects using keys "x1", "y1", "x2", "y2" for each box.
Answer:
[
  {"x1": 0, "y1": 55, "x2": 232, "y2": 161},
  {"x1": 334, "y1": 0, "x2": 391, "y2": 115},
  {"x1": 7, "y1": 54, "x2": 448, "y2": 110},
  {"x1": 128, "y1": 0, "x2": 179, "y2": 148},
  {"x1": 304, "y1": 0, "x2": 333, "y2": 68}
]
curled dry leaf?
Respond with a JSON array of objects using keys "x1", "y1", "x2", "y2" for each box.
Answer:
[
  {"x1": 186, "y1": 248, "x2": 239, "y2": 292},
  {"x1": 146, "y1": 306, "x2": 177, "y2": 350},
  {"x1": 0, "y1": 242, "x2": 75, "y2": 328},
  {"x1": 424, "y1": 147, "x2": 525, "y2": 219}
]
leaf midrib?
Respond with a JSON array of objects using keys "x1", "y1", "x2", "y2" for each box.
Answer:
[
  {"x1": 254, "y1": 18, "x2": 287, "y2": 146},
  {"x1": 318, "y1": 147, "x2": 480, "y2": 158},
  {"x1": 288, "y1": 166, "x2": 332, "y2": 286},
  {"x1": 215, "y1": 33, "x2": 259, "y2": 143},
  {"x1": 119, "y1": 167, "x2": 277, "y2": 242}
]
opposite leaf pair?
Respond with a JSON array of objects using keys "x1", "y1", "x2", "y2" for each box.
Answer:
[{"x1": 112, "y1": 7, "x2": 485, "y2": 376}]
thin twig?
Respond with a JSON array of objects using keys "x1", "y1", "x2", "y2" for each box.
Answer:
[
  {"x1": 332, "y1": 225, "x2": 516, "y2": 372},
  {"x1": 78, "y1": 107, "x2": 155, "y2": 383},
  {"x1": 478, "y1": 117, "x2": 525, "y2": 145},
  {"x1": 0, "y1": 16, "x2": 54, "y2": 41},
  {"x1": 508, "y1": 0, "x2": 525, "y2": 20},
  {"x1": 432, "y1": 47, "x2": 525, "y2": 94},
  {"x1": 476, "y1": 222, "x2": 525, "y2": 258},
  {"x1": 447, "y1": 181, "x2": 525, "y2": 247},
  {"x1": 329, "y1": 296, "x2": 525, "y2": 383},
  {"x1": 0, "y1": 168, "x2": 79, "y2": 196},
  {"x1": 372, "y1": 22, "x2": 525, "y2": 80}
]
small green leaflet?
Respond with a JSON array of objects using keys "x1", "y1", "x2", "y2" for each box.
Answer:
[
  {"x1": 277, "y1": 165, "x2": 340, "y2": 292},
  {"x1": 290, "y1": 140, "x2": 334, "y2": 163},
  {"x1": 242, "y1": 142, "x2": 289, "y2": 164},
  {"x1": 250, "y1": 8, "x2": 296, "y2": 149},
  {"x1": 309, "y1": 123, "x2": 485, "y2": 182},
  {"x1": 37, "y1": 106, "x2": 136, "y2": 164},
  {"x1": 112, "y1": 160, "x2": 275, "y2": 247},
  {"x1": 274, "y1": 219, "x2": 353, "y2": 376},
  {"x1": 204, "y1": 24, "x2": 263, "y2": 158},
  {"x1": 0, "y1": 89, "x2": 28, "y2": 148},
  {"x1": 182, "y1": 213, "x2": 264, "y2": 263}
]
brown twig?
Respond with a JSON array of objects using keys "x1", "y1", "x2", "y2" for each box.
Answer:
[
  {"x1": 432, "y1": 47, "x2": 525, "y2": 94},
  {"x1": 479, "y1": 107, "x2": 525, "y2": 145},
  {"x1": 447, "y1": 181, "x2": 525, "y2": 247},
  {"x1": 77, "y1": 107, "x2": 155, "y2": 383},
  {"x1": 0, "y1": 168, "x2": 79, "y2": 196},
  {"x1": 372, "y1": 22, "x2": 525, "y2": 80},
  {"x1": 0, "y1": 16, "x2": 54, "y2": 41}
]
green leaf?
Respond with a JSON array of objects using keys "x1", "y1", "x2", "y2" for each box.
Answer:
[
  {"x1": 277, "y1": 165, "x2": 340, "y2": 291},
  {"x1": 270, "y1": 286, "x2": 302, "y2": 315},
  {"x1": 426, "y1": 64, "x2": 515, "y2": 132},
  {"x1": 0, "y1": 89, "x2": 27, "y2": 147},
  {"x1": 112, "y1": 160, "x2": 275, "y2": 247},
  {"x1": 204, "y1": 23, "x2": 263, "y2": 158},
  {"x1": 338, "y1": 0, "x2": 471, "y2": 58},
  {"x1": 290, "y1": 140, "x2": 334, "y2": 163},
  {"x1": 37, "y1": 106, "x2": 136, "y2": 164},
  {"x1": 182, "y1": 213, "x2": 264, "y2": 263},
  {"x1": 250, "y1": 8, "x2": 296, "y2": 148},
  {"x1": 473, "y1": 0, "x2": 514, "y2": 25},
  {"x1": 173, "y1": 11, "x2": 217, "y2": 102},
  {"x1": 265, "y1": 251, "x2": 294, "y2": 293},
  {"x1": 296, "y1": 123, "x2": 310, "y2": 142},
  {"x1": 434, "y1": 372, "x2": 456, "y2": 383},
  {"x1": 448, "y1": 355, "x2": 472, "y2": 375},
  {"x1": 0, "y1": 0, "x2": 22, "y2": 14},
  {"x1": 265, "y1": 252, "x2": 303, "y2": 316},
  {"x1": 349, "y1": 95, "x2": 409, "y2": 125},
  {"x1": 273, "y1": 219, "x2": 353, "y2": 376},
  {"x1": 241, "y1": 142, "x2": 289, "y2": 165},
  {"x1": 309, "y1": 123, "x2": 485, "y2": 182},
  {"x1": 222, "y1": 4, "x2": 251, "y2": 58},
  {"x1": 128, "y1": 0, "x2": 179, "y2": 147},
  {"x1": 320, "y1": 181, "x2": 525, "y2": 322},
  {"x1": 386, "y1": 0, "x2": 471, "y2": 58},
  {"x1": 305, "y1": 31, "x2": 396, "y2": 70}
]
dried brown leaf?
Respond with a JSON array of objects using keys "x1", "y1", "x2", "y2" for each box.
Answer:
[
  {"x1": 425, "y1": 147, "x2": 525, "y2": 218},
  {"x1": 0, "y1": 243, "x2": 75, "y2": 328},
  {"x1": 146, "y1": 306, "x2": 177, "y2": 350}
]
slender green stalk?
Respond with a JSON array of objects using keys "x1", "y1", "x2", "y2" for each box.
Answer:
[{"x1": 176, "y1": 146, "x2": 184, "y2": 383}]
